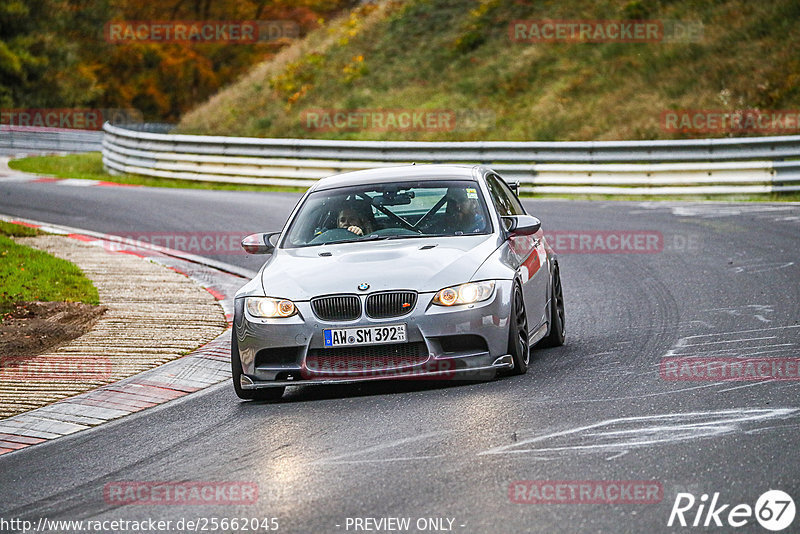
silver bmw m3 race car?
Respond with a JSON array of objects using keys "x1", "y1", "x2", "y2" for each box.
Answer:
[{"x1": 232, "y1": 164, "x2": 565, "y2": 400}]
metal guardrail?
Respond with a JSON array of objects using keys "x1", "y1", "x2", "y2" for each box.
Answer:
[
  {"x1": 0, "y1": 126, "x2": 104, "y2": 154},
  {"x1": 102, "y1": 122, "x2": 800, "y2": 195}
]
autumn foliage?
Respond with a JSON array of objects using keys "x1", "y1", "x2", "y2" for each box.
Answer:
[{"x1": 0, "y1": 0, "x2": 356, "y2": 122}]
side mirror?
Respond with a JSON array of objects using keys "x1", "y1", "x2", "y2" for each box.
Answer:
[
  {"x1": 241, "y1": 232, "x2": 280, "y2": 254},
  {"x1": 502, "y1": 215, "x2": 541, "y2": 236}
]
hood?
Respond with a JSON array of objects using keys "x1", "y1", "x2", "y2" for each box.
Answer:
[{"x1": 260, "y1": 235, "x2": 499, "y2": 300}]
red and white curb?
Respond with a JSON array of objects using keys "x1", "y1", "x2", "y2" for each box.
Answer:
[
  {"x1": 0, "y1": 156, "x2": 139, "y2": 187},
  {"x1": 0, "y1": 174, "x2": 140, "y2": 188},
  {"x1": 0, "y1": 335, "x2": 231, "y2": 451},
  {"x1": 0, "y1": 215, "x2": 256, "y2": 456},
  {"x1": 25, "y1": 177, "x2": 139, "y2": 187}
]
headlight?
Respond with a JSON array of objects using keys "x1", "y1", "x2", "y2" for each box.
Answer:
[
  {"x1": 246, "y1": 297, "x2": 297, "y2": 318},
  {"x1": 433, "y1": 281, "x2": 495, "y2": 306}
]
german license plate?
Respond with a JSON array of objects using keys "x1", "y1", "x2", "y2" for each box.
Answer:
[{"x1": 323, "y1": 324, "x2": 406, "y2": 347}]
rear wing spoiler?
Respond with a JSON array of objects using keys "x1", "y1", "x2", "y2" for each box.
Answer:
[{"x1": 506, "y1": 180, "x2": 520, "y2": 196}]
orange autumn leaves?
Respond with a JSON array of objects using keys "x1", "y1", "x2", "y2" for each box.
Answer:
[{"x1": 1, "y1": 0, "x2": 356, "y2": 122}]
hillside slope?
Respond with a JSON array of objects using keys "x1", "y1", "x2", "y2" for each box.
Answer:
[{"x1": 177, "y1": 0, "x2": 800, "y2": 141}]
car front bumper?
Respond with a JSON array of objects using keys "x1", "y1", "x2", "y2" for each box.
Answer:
[{"x1": 234, "y1": 280, "x2": 514, "y2": 388}]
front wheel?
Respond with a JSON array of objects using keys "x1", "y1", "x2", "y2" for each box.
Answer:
[
  {"x1": 231, "y1": 331, "x2": 285, "y2": 401},
  {"x1": 507, "y1": 282, "x2": 530, "y2": 375},
  {"x1": 540, "y1": 263, "x2": 565, "y2": 348}
]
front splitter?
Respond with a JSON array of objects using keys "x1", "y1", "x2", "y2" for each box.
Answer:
[{"x1": 240, "y1": 355, "x2": 514, "y2": 389}]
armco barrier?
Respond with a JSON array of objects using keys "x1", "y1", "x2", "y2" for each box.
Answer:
[
  {"x1": 101, "y1": 123, "x2": 800, "y2": 195},
  {"x1": 1, "y1": 126, "x2": 103, "y2": 154}
]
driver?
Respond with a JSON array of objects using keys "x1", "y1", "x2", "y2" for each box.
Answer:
[
  {"x1": 445, "y1": 187, "x2": 485, "y2": 234},
  {"x1": 338, "y1": 206, "x2": 374, "y2": 236}
]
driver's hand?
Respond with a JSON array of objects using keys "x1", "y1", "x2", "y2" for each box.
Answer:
[{"x1": 347, "y1": 225, "x2": 363, "y2": 235}]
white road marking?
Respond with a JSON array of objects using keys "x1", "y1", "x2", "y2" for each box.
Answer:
[
  {"x1": 698, "y1": 304, "x2": 774, "y2": 323},
  {"x1": 570, "y1": 383, "x2": 721, "y2": 403},
  {"x1": 716, "y1": 381, "x2": 775, "y2": 393},
  {"x1": 310, "y1": 431, "x2": 444, "y2": 465},
  {"x1": 730, "y1": 261, "x2": 795, "y2": 274},
  {"x1": 478, "y1": 408, "x2": 798, "y2": 457},
  {"x1": 676, "y1": 345, "x2": 797, "y2": 358},
  {"x1": 680, "y1": 324, "x2": 800, "y2": 340},
  {"x1": 664, "y1": 325, "x2": 800, "y2": 360},
  {"x1": 680, "y1": 335, "x2": 777, "y2": 347},
  {"x1": 314, "y1": 455, "x2": 447, "y2": 465},
  {"x1": 604, "y1": 450, "x2": 629, "y2": 461},
  {"x1": 56, "y1": 178, "x2": 100, "y2": 186},
  {"x1": 633, "y1": 202, "x2": 800, "y2": 220}
]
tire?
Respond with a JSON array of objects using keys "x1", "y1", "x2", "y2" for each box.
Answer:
[
  {"x1": 231, "y1": 331, "x2": 285, "y2": 401},
  {"x1": 507, "y1": 282, "x2": 530, "y2": 375},
  {"x1": 540, "y1": 263, "x2": 565, "y2": 348}
]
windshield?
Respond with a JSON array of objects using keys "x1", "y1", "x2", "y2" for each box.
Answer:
[{"x1": 283, "y1": 180, "x2": 492, "y2": 248}]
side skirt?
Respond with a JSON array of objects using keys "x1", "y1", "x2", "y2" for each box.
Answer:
[{"x1": 528, "y1": 323, "x2": 548, "y2": 345}]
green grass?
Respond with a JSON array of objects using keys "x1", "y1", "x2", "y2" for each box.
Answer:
[
  {"x1": 0, "y1": 223, "x2": 99, "y2": 316},
  {"x1": 0, "y1": 220, "x2": 42, "y2": 237},
  {"x1": 7, "y1": 153, "x2": 799, "y2": 201},
  {"x1": 176, "y1": 0, "x2": 800, "y2": 142},
  {"x1": 527, "y1": 192, "x2": 800, "y2": 202},
  {"x1": 8, "y1": 152, "x2": 109, "y2": 182},
  {"x1": 7, "y1": 153, "x2": 308, "y2": 193}
]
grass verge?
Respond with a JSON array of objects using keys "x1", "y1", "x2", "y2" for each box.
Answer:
[
  {"x1": 529, "y1": 192, "x2": 800, "y2": 202},
  {"x1": 7, "y1": 153, "x2": 307, "y2": 193},
  {"x1": 8, "y1": 153, "x2": 799, "y2": 202},
  {"x1": 0, "y1": 222, "x2": 99, "y2": 317}
]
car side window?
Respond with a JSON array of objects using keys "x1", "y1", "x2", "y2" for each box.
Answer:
[{"x1": 485, "y1": 174, "x2": 525, "y2": 216}]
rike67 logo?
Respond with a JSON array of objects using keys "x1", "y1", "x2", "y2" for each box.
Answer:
[{"x1": 668, "y1": 490, "x2": 795, "y2": 531}]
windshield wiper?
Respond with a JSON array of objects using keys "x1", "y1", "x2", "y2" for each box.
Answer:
[
  {"x1": 318, "y1": 233, "x2": 444, "y2": 246},
  {"x1": 319, "y1": 234, "x2": 389, "y2": 246},
  {"x1": 370, "y1": 234, "x2": 446, "y2": 241}
]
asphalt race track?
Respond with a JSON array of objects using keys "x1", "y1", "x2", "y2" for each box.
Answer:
[{"x1": 1, "y1": 180, "x2": 799, "y2": 533}]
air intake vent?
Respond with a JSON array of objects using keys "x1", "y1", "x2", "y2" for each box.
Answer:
[
  {"x1": 311, "y1": 294, "x2": 361, "y2": 321},
  {"x1": 365, "y1": 291, "x2": 417, "y2": 319},
  {"x1": 306, "y1": 342, "x2": 428, "y2": 376}
]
